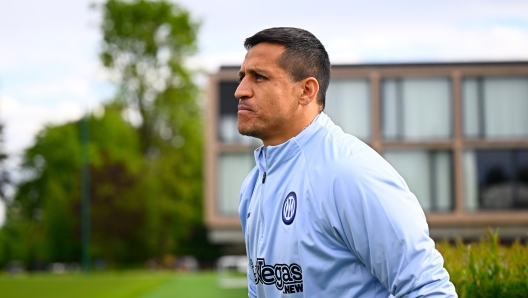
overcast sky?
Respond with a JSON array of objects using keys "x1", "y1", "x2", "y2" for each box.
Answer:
[{"x1": 1, "y1": 0, "x2": 528, "y2": 221}]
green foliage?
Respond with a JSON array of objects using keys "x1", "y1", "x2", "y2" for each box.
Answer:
[
  {"x1": 0, "y1": 109, "x2": 143, "y2": 266},
  {"x1": 97, "y1": 0, "x2": 206, "y2": 259},
  {"x1": 99, "y1": 0, "x2": 200, "y2": 154},
  {"x1": 437, "y1": 230, "x2": 528, "y2": 298},
  {"x1": 0, "y1": 122, "x2": 10, "y2": 202},
  {"x1": 0, "y1": 0, "x2": 212, "y2": 269}
]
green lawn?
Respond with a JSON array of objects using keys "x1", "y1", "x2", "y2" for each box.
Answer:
[{"x1": 0, "y1": 271, "x2": 248, "y2": 298}]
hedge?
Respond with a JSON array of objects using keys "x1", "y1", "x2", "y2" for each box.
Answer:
[{"x1": 437, "y1": 230, "x2": 528, "y2": 298}]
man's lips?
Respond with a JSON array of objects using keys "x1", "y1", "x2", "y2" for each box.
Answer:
[{"x1": 238, "y1": 105, "x2": 253, "y2": 113}]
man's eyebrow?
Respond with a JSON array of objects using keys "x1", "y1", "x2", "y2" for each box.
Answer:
[
  {"x1": 239, "y1": 67, "x2": 271, "y2": 79},
  {"x1": 249, "y1": 67, "x2": 270, "y2": 76}
]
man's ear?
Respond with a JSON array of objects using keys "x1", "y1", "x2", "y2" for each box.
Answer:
[{"x1": 299, "y1": 77, "x2": 319, "y2": 106}]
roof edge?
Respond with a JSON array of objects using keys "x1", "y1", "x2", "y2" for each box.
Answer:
[{"x1": 220, "y1": 60, "x2": 528, "y2": 71}]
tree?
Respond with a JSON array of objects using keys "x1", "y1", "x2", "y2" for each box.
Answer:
[
  {"x1": 0, "y1": 109, "x2": 147, "y2": 266},
  {"x1": 99, "y1": 0, "x2": 200, "y2": 155},
  {"x1": 0, "y1": 0, "x2": 211, "y2": 268},
  {"x1": 98, "y1": 0, "x2": 206, "y2": 257},
  {"x1": 0, "y1": 122, "x2": 10, "y2": 203}
]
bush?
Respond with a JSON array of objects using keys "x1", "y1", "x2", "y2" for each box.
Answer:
[{"x1": 437, "y1": 229, "x2": 528, "y2": 298}]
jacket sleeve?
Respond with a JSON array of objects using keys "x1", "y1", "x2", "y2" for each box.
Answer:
[
  {"x1": 247, "y1": 265, "x2": 257, "y2": 297},
  {"x1": 238, "y1": 167, "x2": 259, "y2": 298},
  {"x1": 323, "y1": 158, "x2": 457, "y2": 297}
]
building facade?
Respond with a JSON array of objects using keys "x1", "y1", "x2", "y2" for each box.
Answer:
[{"x1": 205, "y1": 62, "x2": 528, "y2": 244}]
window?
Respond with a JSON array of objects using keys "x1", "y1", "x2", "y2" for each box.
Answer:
[
  {"x1": 382, "y1": 78, "x2": 452, "y2": 140},
  {"x1": 217, "y1": 152, "x2": 255, "y2": 215},
  {"x1": 463, "y1": 149, "x2": 528, "y2": 211},
  {"x1": 462, "y1": 77, "x2": 528, "y2": 139},
  {"x1": 325, "y1": 79, "x2": 371, "y2": 140},
  {"x1": 384, "y1": 150, "x2": 453, "y2": 212}
]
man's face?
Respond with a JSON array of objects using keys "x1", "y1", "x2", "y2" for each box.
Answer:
[{"x1": 235, "y1": 42, "x2": 301, "y2": 146}]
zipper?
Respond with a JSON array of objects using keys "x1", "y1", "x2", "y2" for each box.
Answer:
[{"x1": 259, "y1": 148, "x2": 267, "y2": 243}]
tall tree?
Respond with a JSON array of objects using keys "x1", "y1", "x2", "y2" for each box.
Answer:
[
  {"x1": 0, "y1": 110, "x2": 147, "y2": 266},
  {"x1": 0, "y1": 122, "x2": 9, "y2": 203},
  {"x1": 0, "y1": 0, "x2": 210, "y2": 268},
  {"x1": 98, "y1": 0, "x2": 205, "y2": 256},
  {"x1": 99, "y1": 0, "x2": 200, "y2": 155}
]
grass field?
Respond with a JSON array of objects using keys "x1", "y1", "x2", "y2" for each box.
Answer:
[{"x1": 0, "y1": 271, "x2": 248, "y2": 298}]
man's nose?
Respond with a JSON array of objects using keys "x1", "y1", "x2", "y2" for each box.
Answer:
[{"x1": 235, "y1": 78, "x2": 252, "y2": 100}]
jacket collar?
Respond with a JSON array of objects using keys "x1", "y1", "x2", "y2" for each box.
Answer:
[{"x1": 254, "y1": 112, "x2": 331, "y2": 173}]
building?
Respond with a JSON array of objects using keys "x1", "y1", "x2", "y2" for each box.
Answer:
[{"x1": 205, "y1": 61, "x2": 528, "y2": 245}]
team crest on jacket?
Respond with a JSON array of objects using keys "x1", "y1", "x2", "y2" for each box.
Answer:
[{"x1": 282, "y1": 192, "x2": 297, "y2": 225}]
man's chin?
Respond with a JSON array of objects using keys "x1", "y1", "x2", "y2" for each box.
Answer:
[{"x1": 238, "y1": 126, "x2": 260, "y2": 139}]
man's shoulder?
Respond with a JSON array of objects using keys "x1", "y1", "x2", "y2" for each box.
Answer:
[
  {"x1": 306, "y1": 124, "x2": 379, "y2": 171},
  {"x1": 304, "y1": 122, "x2": 401, "y2": 188},
  {"x1": 240, "y1": 166, "x2": 259, "y2": 192}
]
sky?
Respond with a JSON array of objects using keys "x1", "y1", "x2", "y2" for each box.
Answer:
[{"x1": 1, "y1": 0, "x2": 528, "y2": 222}]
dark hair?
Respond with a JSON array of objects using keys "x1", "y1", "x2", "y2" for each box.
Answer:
[{"x1": 244, "y1": 27, "x2": 331, "y2": 109}]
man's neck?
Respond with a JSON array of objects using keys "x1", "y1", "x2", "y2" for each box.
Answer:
[{"x1": 262, "y1": 111, "x2": 321, "y2": 147}]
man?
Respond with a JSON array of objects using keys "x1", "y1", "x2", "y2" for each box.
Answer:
[{"x1": 236, "y1": 27, "x2": 457, "y2": 297}]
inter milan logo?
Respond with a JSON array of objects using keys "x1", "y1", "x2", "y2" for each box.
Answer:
[{"x1": 282, "y1": 192, "x2": 297, "y2": 225}]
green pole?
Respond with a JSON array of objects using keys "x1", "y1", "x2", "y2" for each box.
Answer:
[{"x1": 81, "y1": 115, "x2": 91, "y2": 273}]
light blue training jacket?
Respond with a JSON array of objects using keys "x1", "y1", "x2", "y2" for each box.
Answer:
[{"x1": 238, "y1": 112, "x2": 457, "y2": 297}]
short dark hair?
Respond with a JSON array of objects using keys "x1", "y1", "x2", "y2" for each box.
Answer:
[{"x1": 244, "y1": 27, "x2": 331, "y2": 109}]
